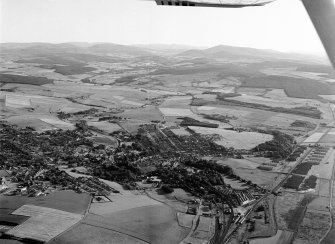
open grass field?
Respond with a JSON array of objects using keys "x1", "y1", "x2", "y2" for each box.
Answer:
[
  {"x1": 50, "y1": 223, "x2": 148, "y2": 244},
  {"x1": 121, "y1": 106, "x2": 164, "y2": 122},
  {"x1": 177, "y1": 212, "x2": 194, "y2": 228},
  {"x1": 40, "y1": 118, "x2": 75, "y2": 130},
  {"x1": 228, "y1": 167, "x2": 280, "y2": 187},
  {"x1": 196, "y1": 216, "x2": 213, "y2": 232},
  {"x1": 277, "y1": 193, "x2": 316, "y2": 231},
  {"x1": 304, "y1": 133, "x2": 325, "y2": 143},
  {"x1": 189, "y1": 126, "x2": 272, "y2": 150},
  {"x1": 6, "y1": 205, "x2": 82, "y2": 243},
  {"x1": 318, "y1": 179, "x2": 331, "y2": 197},
  {"x1": 87, "y1": 121, "x2": 122, "y2": 133},
  {"x1": 86, "y1": 204, "x2": 189, "y2": 244},
  {"x1": 294, "y1": 210, "x2": 330, "y2": 244},
  {"x1": 159, "y1": 96, "x2": 192, "y2": 108},
  {"x1": 307, "y1": 197, "x2": 329, "y2": 212},
  {"x1": 159, "y1": 108, "x2": 194, "y2": 117},
  {"x1": 250, "y1": 230, "x2": 293, "y2": 244},
  {"x1": 321, "y1": 209, "x2": 335, "y2": 244},
  {"x1": 89, "y1": 194, "x2": 162, "y2": 215},
  {"x1": 222, "y1": 176, "x2": 249, "y2": 190},
  {"x1": 0, "y1": 190, "x2": 91, "y2": 215},
  {"x1": 5, "y1": 94, "x2": 31, "y2": 108},
  {"x1": 219, "y1": 157, "x2": 270, "y2": 170}
]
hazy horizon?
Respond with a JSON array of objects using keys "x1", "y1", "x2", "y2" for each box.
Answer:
[{"x1": 0, "y1": 0, "x2": 328, "y2": 57}]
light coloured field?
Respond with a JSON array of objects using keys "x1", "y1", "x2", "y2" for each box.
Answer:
[
  {"x1": 211, "y1": 86, "x2": 235, "y2": 93},
  {"x1": 320, "y1": 95, "x2": 335, "y2": 101},
  {"x1": 250, "y1": 230, "x2": 293, "y2": 244},
  {"x1": 89, "y1": 194, "x2": 162, "y2": 215},
  {"x1": 188, "y1": 126, "x2": 273, "y2": 150},
  {"x1": 261, "y1": 68, "x2": 335, "y2": 83},
  {"x1": 87, "y1": 121, "x2": 122, "y2": 133},
  {"x1": 309, "y1": 149, "x2": 334, "y2": 180},
  {"x1": 304, "y1": 133, "x2": 325, "y2": 143},
  {"x1": 5, "y1": 94, "x2": 31, "y2": 108},
  {"x1": 7, "y1": 205, "x2": 82, "y2": 243},
  {"x1": 222, "y1": 177, "x2": 248, "y2": 190},
  {"x1": 40, "y1": 118, "x2": 75, "y2": 130},
  {"x1": 6, "y1": 115, "x2": 58, "y2": 131},
  {"x1": 318, "y1": 179, "x2": 331, "y2": 197},
  {"x1": 307, "y1": 197, "x2": 330, "y2": 212},
  {"x1": 196, "y1": 216, "x2": 213, "y2": 232},
  {"x1": 227, "y1": 94, "x2": 302, "y2": 109},
  {"x1": 231, "y1": 168, "x2": 280, "y2": 188},
  {"x1": 177, "y1": 212, "x2": 194, "y2": 228},
  {"x1": 85, "y1": 204, "x2": 189, "y2": 244},
  {"x1": 218, "y1": 158, "x2": 263, "y2": 170},
  {"x1": 159, "y1": 108, "x2": 194, "y2": 117},
  {"x1": 171, "y1": 128, "x2": 191, "y2": 136},
  {"x1": 52, "y1": 223, "x2": 148, "y2": 244},
  {"x1": 121, "y1": 106, "x2": 164, "y2": 122}
]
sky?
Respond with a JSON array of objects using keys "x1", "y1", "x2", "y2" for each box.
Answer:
[{"x1": 0, "y1": 0, "x2": 327, "y2": 55}]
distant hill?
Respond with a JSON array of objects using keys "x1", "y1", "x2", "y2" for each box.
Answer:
[
  {"x1": 0, "y1": 42, "x2": 152, "y2": 57},
  {"x1": 176, "y1": 44, "x2": 328, "y2": 63}
]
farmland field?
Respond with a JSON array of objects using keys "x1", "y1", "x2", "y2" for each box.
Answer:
[
  {"x1": 242, "y1": 76, "x2": 335, "y2": 99},
  {"x1": 159, "y1": 108, "x2": 194, "y2": 117},
  {"x1": 86, "y1": 204, "x2": 188, "y2": 244},
  {"x1": 50, "y1": 223, "x2": 148, "y2": 244},
  {"x1": 6, "y1": 205, "x2": 82, "y2": 243},
  {"x1": 0, "y1": 190, "x2": 91, "y2": 214}
]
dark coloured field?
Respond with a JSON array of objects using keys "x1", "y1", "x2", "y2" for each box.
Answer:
[
  {"x1": 39, "y1": 64, "x2": 96, "y2": 75},
  {"x1": 283, "y1": 175, "x2": 305, "y2": 190},
  {"x1": 0, "y1": 74, "x2": 53, "y2": 86},
  {"x1": 242, "y1": 76, "x2": 335, "y2": 99},
  {"x1": 292, "y1": 162, "x2": 318, "y2": 175},
  {"x1": 0, "y1": 190, "x2": 91, "y2": 214},
  {"x1": 0, "y1": 209, "x2": 28, "y2": 226}
]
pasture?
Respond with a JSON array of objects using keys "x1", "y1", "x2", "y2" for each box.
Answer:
[{"x1": 0, "y1": 190, "x2": 91, "y2": 215}]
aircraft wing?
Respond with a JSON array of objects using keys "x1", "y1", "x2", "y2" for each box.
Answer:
[
  {"x1": 302, "y1": 0, "x2": 335, "y2": 68},
  {"x1": 154, "y1": 0, "x2": 276, "y2": 8},
  {"x1": 154, "y1": 0, "x2": 335, "y2": 69}
]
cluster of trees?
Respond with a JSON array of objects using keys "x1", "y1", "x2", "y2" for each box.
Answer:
[
  {"x1": 253, "y1": 131, "x2": 295, "y2": 160},
  {"x1": 150, "y1": 166, "x2": 224, "y2": 197},
  {"x1": 182, "y1": 159, "x2": 234, "y2": 175}
]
